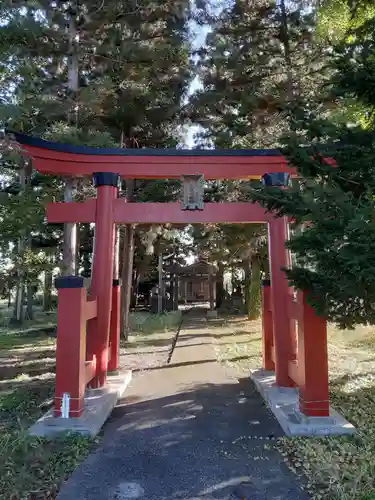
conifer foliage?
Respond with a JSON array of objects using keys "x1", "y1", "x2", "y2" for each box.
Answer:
[
  {"x1": 251, "y1": 3, "x2": 375, "y2": 328},
  {"x1": 0, "y1": 0, "x2": 191, "y2": 321}
]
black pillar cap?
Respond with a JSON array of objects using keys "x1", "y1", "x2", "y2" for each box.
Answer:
[
  {"x1": 113, "y1": 279, "x2": 122, "y2": 286},
  {"x1": 93, "y1": 172, "x2": 120, "y2": 188},
  {"x1": 261, "y1": 172, "x2": 290, "y2": 187},
  {"x1": 55, "y1": 276, "x2": 85, "y2": 289},
  {"x1": 261, "y1": 279, "x2": 271, "y2": 287}
]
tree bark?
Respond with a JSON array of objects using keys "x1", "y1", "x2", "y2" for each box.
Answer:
[
  {"x1": 63, "y1": 179, "x2": 77, "y2": 275},
  {"x1": 120, "y1": 223, "x2": 135, "y2": 339},
  {"x1": 10, "y1": 163, "x2": 27, "y2": 325},
  {"x1": 26, "y1": 284, "x2": 34, "y2": 320},
  {"x1": 158, "y1": 252, "x2": 163, "y2": 313},
  {"x1": 173, "y1": 274, "x2": 179, "y2": 310},
  {"x1": 279, "y1": 0, "x2": 294, "y2": 101},
  {"x1": 215, "y1": 262, "x2": 225, "y2": 309},
  {"x1": 248, "y1": 255, "x2": 262, "y2": 320},
  {"x1": 62, "y1": 6, "x2": 79, "y2": 276},
  {"x1": 113, "y1": 227, "x2": 120, "y2": 280},
  {"x1": 209, "y1": 267, "x2": 215, "y2": 311},
  {"x1": 11, "y1": 280, "x2": 24, "y2": 325},
  {"x1": 243, "y1": 257, "x2": 251, "y2": 315},
  {"x1": 43, "y1": 268, "x2": 53, "y2": 311}
]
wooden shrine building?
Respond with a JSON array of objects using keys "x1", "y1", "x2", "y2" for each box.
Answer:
[{"x1": 171, "y1": 260, "x2": 217, "y2": 304}]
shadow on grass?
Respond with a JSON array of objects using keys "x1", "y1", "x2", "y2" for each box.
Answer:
[
  {"x1": 124, "y1": 337, "x2": 176, "y2": 349},
  {"x1": 348, "y1": 337, "x2": 375, "y2": 350},
  {"x1": 0, "y1": 357, "x2": 56, "y2": 381},
  {"x1": 329, "y1": 371, "x2": 375, "y2": 428},
  {"x1": 0, "y1": 326, "x2": 56, "y2": 423},
  {"x1": 133, "y1": 354, "x2": 258, "y2": 372},
  {"x1": 0, "y1": 347, "x2": 56, "y2": 364},
  {"x1": 0, "y1": 332, "x2": 55, "y2": 350},
  {"x1": 173, "y1": 339, "x2": 258, "y2": 349},
  {"x1": 178, "y1": 332, "x2": 259, "y2": 343},
  {"x1": 126, "y1": 348, "x2": 170, "y2": 356}
]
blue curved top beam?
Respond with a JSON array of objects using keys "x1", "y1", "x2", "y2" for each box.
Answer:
[{"x1": 11, "y1": 131, "x2": 282, "y2": 157}]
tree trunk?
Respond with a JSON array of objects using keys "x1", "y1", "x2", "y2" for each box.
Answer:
[
  {"x1": 62, "y1": 7, "x2": 79, "y2": 276},
  {"x1": 134, "y1": 269, "x2": 140, "y2": 307},
  {"x1": 279, "y1": 0, "x2": 294, "y2": 101},
  {"x1": 173, "y1": 274, "x2": 179, "y2": 311},
  {"x1": 243, "y1": 257, "x2": 251, "y2": 314},
  {"x1": 209, "y1": 267, "x2": 215, "y2": 311},
  {"x1": 10, "y1": 163, "x2": 27, "y2": 325},
  {"x1": 26, "y1": 284, "x2": 34, "y2": 320},
  {"x1": 248, "y1": 256, "x2": 262, "y2": 320},
  {"x1": 11, "y1": 281, "x2": 24, "y2": 325},
  {"x1": 120, "y1": 223, "x2": 135, "y2": 339},
  {"x1": 75, "y1": 221, "x2": 81, "y2": 274},
  {"x1": 63, "y1": 184, "x2": 77, "y2": 276},
  {"x1": 118, "y1": 127, "x2": 137, "y2": 338},
  {"x1": 158, "y1": 252, "x2": 163, "y2": 314},
  {"x1": 215, "y1": 262, "x2": 225, "y2": 309},
  {"x1": 43, "y1": 268, "x2": 53, "y2": 311},
  {"x1": 113, "y1": 227, "x2": 120, "y2": 280}
]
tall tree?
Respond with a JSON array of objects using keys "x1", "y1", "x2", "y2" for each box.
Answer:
[
  {"x1": 188, "y1": 0, "x2": 331, "y2": 148},
  {"x1": 251, "y1": 1, "x2": 375, "y2": 328},
  {"x1": 0, "y1": 0, "x2": 192, "y2": 325}
]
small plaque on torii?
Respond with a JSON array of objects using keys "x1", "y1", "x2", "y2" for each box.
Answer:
[{"x1": 180, "y1": 174, "x2": 204, "y2": 210}]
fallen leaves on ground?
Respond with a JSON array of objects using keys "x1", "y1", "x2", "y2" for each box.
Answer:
[{"x1": 213, "y1": 316, "x2": 375, "y2": 500}]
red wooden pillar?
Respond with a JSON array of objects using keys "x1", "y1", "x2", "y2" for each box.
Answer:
[
  {"x1": 87, "y1": 172, "x2": 119, "y2": 388},
  {"x1": 54, "y1": 276, "x2": 87, "y2": 417},
  {"x1": 108, "y1": 279, "x2": 121, "y2": 372},
  {"x1": 298, "y1": 291, "x2": 329, "y2": 416},
  {"x1": 268, "y1": 216, "x2": 295, "y2": 386},
  {"x1": 261, "y1": 279, "x2": 275, "y2": 371}
]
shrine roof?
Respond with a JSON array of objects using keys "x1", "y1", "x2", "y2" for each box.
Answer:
[{"x1": 166, "y1": 259, "x2": 217, "y2": 277}]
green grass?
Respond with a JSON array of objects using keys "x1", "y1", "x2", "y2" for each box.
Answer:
[
  {"x1": 277, "y1": 324, "x2": 375, "y2": 500},
  {"x1": 129, "y1": 310, "x2": 182, "y2": 334},
  {"x1": 212, "y1": 316, "x2": 263, "y2": 373},
  {"x1": 212, "y1": 317, "x2": 375, "y2": 500},
  {"x1": 0, "y1": 430, "x2": 93, "y2": 500},
  {"x1": 0, "y1": 315, "x2": 93, "y2": 500}
]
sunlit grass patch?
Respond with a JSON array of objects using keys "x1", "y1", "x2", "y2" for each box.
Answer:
[
  {"x1": 279, "y1": 324, "x2": 375, "y2": 500},
  {"x1": 212, "y1": 317, "x2": 375, "y2": 500},
  {"x1": 212, "y1": 316, "x2": 262, "y2": 373},
  {"x1": 129, "y1": 310, "x2": 182, "y2": 334}
]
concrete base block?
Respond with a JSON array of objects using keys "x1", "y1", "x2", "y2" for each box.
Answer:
[
  {"x1": 29, "y1": 370, "x2": 132, "y2": 438},
  {"x1": 206, "y1": 310, "x2": 218, "y2": 319},
  {"x1": 250, "y1": 369, "x2": 355, "y2": 437}
]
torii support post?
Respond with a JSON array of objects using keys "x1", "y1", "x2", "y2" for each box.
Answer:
[
  {"x1": 261, "y1": 279, "x2": 275, "y2": 371},
  {"x1": 54, "y1": 277, "x2": 90, "y2": 417},
  {"x1": 263, "y1": 172, "x2": 297, "y2": 387},
  {"x1": 86, "y1": 173, "x2": 119, "y2": 388},
  {"x1": 268, "y1": 215, "x2": 296, "y2": 386},
  {"x1": 298, "y1": 291, "x2": 329, "y2": 416}
]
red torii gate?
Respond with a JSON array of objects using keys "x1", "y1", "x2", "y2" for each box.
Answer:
[{"x1": 13, "y1": 132, "x2": 329, "y2": 420}]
